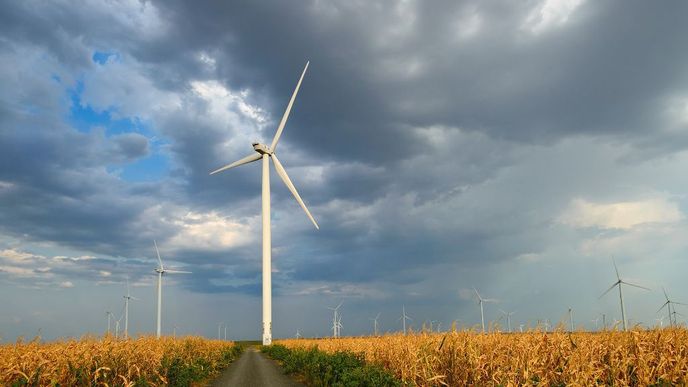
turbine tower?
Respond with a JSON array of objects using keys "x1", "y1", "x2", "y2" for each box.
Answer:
[
  {"x1": 473, "y1": 288, "x2": 496, "y2": 333},
  {"x1": 210, "y1": 62, "x2": 318, "y2": 345},
  {"x1": 599, "y1": 258, "x2": 650, "y2": 331},
  {"x1": 154, "y1": 240, "x2": 191, "y2": 338}
]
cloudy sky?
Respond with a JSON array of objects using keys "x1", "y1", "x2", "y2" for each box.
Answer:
[{"x1": 1, "y1": 0, "x2": 688, "y2": 341}]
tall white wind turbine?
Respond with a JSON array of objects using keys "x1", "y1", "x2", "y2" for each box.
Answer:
[
  {"x1": 474, "y1": 288, "x2": 496, "y2": 333},
  {"x1": 123, "y1": 279, "x2": 139, "y2": 339},
  {"x1": 210, "y1": 62, "x2": 318, "y2": 345},
  {"x1": 154, "y1": 240, "x2": 191, "y2": 338},
  {"x1": 599, "y1": 258, "x2": 650, "y2": 331}
]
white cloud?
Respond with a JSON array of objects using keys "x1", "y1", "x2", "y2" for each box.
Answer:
[
  {"x1": 163, "y1": 211, "x2": 254, "y2": 250},
  {"x1": 0, "y1": 248, "x2": 37, "y2": 263},
  {"x1": 523, "y1": 0, "x2": 586, "y2": 35},
  {"x1": 59, "y1": 281, "x2": 74, "y2": 288},
  {"x1": 191, "y1": 80, "x2": 268, "y2": 125},
  {"x1": 559, "y1": 197, "x2": 683, "y2": 230}
]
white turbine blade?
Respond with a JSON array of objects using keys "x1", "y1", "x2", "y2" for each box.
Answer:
[
  {"x1": 621, "y1": 280, "x2": 651, "y2": 291},
  {"x1": 473, "y1": 288, "x2": 482, "y2": 301},
  {"x1": 657, "y1": 301, "x2": 670, "y2": 314},
  {"x1": 599, "y1": 281, "x2": 619, "y2": 299},
  {"x1": 612, "y1": 257, "x2": 620, "y2": 281},
  {"x1": 209, "y1": 153, "x2": 261, "y2": 175},
  {"x1": 166, "y1": 270, "x2": 191, "y2": 274},
  {"x1": 483, "y1": 298, "x2": 498, "y2": 303},
  {"x1": 130, "y1": 296, "x2": 140, "y2": 301},
  {"x1": 270, "y1": 61, "x2": 309, "y2": 151},
  {"x1": 154, "y1": 240, "x2": 163, "y2": 271},
  {"x1": 271, "y1": 154, "x2": 319, "y2": 229},
  {"x1": 663, "y1": 287, "x2": 670, "y2": 301},
  {"x1": 672, "y1": 301, "x2": 688, "y2": 306}
]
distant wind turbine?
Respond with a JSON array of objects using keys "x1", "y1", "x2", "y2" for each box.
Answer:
[
  {"x1": 370, "y1": 313, "x2": 381, "y2": 336},
  {"x1": 154, "y1": 240, "x2": 191, "y2": 339},
  {"x1": 658, "y1": 287, "x2": 687, "y2": 327},
  {"x1": 105, "y1": 311, "x2": 113, "y2": 335},
  {"x1": 568, "y1": 307, "x2": 574, "y2": 332},
  {"x1": 210, "y1": 61, "x2": 318, "y2": 346},
  {"x1": 123, "y1": 278, "x2": 138, "y2": 339},
  {"x1": 499, "y1": 309, "x2": 515, "y2": 333},
  {"x1": 295, "y1": 329, "x2": 301, "y2": 339},
  {"x1": 398, "y1": 305, "x2": 412, "y2": 335},
  {"x1": 327, "y1": 302, "x2": 343, "y2": 338},
  {"x1": 599, "y1": 258, "x2": 650, "y2": 331},
  {"x1": 473, "y1": 288, "x2": 497, "y2": 333}
]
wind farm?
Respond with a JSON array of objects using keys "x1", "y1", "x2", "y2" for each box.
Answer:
[{"x1": 3, "y1": 0, "x2": 688, "y2": 385}]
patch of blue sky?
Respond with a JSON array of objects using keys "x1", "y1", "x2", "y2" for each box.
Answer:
[
  {"x1": 116, "y1": 152, "x2": 170, "y2": 182},
  {"x1": 67, "y1": 81, "x2": 170, "y2": 182},
  {"x1": 92, "y1": 51, "x2": 119, "y2": 65}
]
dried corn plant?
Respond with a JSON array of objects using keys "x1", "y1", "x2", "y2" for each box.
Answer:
[
  {"x1": 279, "y1": 328, "x2": 688, "y2": 386},
  {"x1": 0, "y1": 335, "x2": 235, "y2": 386}
]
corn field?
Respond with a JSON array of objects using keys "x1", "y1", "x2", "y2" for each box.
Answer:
[
  {"x1": 279, "y1": 328, "x2": 688, "y2": 386},
  {"x1": 0, "y1": 335, "x2": 235, "y2": 386}
]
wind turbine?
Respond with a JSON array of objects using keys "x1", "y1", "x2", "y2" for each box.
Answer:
[
  {"x1": 336, "y1": 313, "x2": 343, "y2": 338},
  {"x1": 154, "y1": 240, "x2": 191, "y2": 339},
  {"x1": 473, "y1": 288, "x2": 496, "y2": 333},
  {"x1": 658, "y1": 287, "x2": 687, "y2": 327},
  {"x1": 327, "y1": 302, "x2": 343, "y2": 338},
  {"x1": 591, "y1": 317, "x2": 600, "y2": 331},
  {"x1": 398, "y1": 305, "x2": 412, "y2": 335},
  {"x1": 210, "y1": 61, "x2": 318, "y2": 346},
  {"x1": 123, "y1": 279, "x2": 138, "y2": 339},
  {"x1": 655, "y1": 316, "x2": 666, "y2": 328},
  {"x1": 295, "y1": 329, "x2": 301, "y2": 339},
  {"x1": 599, "y1": 258, "x2": 650, "y2": 331},
  {"x1": 499, "y1": 309, "x2": 515, "y2": 333},
  {"x1": 370, "y1": 313, "x2": 381, "y2": 336},
  {"x1": 218, "y1": 322, "x2": 224, "y2": 340},
  {"x1": 568, "y1": 307, "x2": 574, "y2": 332},
  {"x1": 105, "y1": 311, "x2": 113, "y2": 335}
]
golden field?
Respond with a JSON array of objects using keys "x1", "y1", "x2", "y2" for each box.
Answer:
[
  {"x1": 0, "y1": 335, "x2": 236, "y2": 386},
  {"x1": 279, "y1": 328, "x2": 688, "y2": 386}
]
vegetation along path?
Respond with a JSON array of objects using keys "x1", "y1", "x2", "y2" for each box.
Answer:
[{"x1": 210, "y1": 346, "x2": 304, "y2": 387}]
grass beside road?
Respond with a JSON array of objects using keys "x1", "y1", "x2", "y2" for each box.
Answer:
[{"x1": 261, "y1": 344, "x2": 402, "y2": 386}]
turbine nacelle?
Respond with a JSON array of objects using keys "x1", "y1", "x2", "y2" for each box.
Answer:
[{"x1": 252, "y1": 143, "x2": 273, "y2": 155}]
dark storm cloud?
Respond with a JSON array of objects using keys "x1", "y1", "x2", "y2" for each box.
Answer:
[{"x1": 2, "y1": 0, "x2": 688, "y2": 317}]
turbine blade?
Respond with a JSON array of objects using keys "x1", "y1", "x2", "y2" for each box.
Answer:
[
  {"x1": 270, "y1": 61, "x2": 309, "y2": 151},
  {"x1": 473, "y1": 288, "x2": 481, "y2": 301},
  {"x1": 166, "y1": 270, "x2": 192, "y2": 274},
  {"x1": 599, "y1": 281, "x2": 619, "y2": 299},
  {"x1": 271, "y1": 154, "x2": 319, "y2": 229},
  {"x1": 154, "y1": 240, "x2": 163, "y2": 271},
  {"x1": 663, "y1": 287, "x2": 670, "y2": 301},
  {"x1": 672, "y1": 301, "x2": 688, "y2": 306},
  {"x1": 657, "y1": 301, "x2": 670, "y2": 314},
  {"x1": 209, "y1": 153, "x2": 261, "y2": 175},
  {"x1": 621, "y1": 280, "x2": 651, "y2": 291},
  {"x1": 612, "y1": 257, "x2": 620, "y2": 280}
]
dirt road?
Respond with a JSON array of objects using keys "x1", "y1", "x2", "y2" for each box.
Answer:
[{"x1": 210, "y1": 347, "x2": 303, "y2": 387}]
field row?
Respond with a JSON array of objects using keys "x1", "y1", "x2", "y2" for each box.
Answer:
[
  {"x1": 279, "y1": 328, "x2": 688, "y2": 386},
  {"x1": 0, "y1": 336, "x2": 239, "y2": 386}
]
